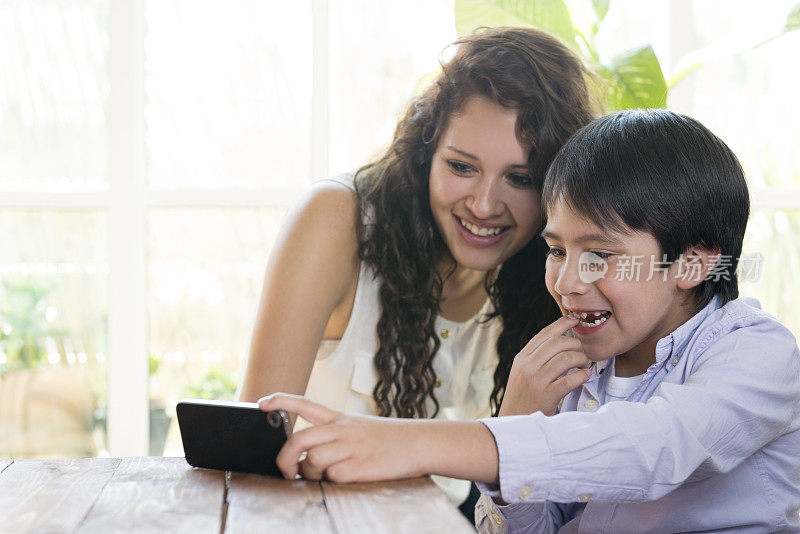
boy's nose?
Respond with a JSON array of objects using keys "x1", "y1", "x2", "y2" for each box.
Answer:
[
  {"x1": 466, "y1": 176, "x2": 504, "y2": 219},
  {"x1": 554, "y1": 259, "x2": 589, "y2": 296}
]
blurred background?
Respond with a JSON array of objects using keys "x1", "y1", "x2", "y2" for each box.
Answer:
[{"x1": 1, "y1": 0, "x2": 798, "y2": 459}]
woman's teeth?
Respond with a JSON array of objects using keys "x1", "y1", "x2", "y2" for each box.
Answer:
[
  {"x1": 459, "y1": 218, "x2": 503, "y2": 237},
  {"x1": 567, "y1": 311, "x2": 610, "y2": 328}
]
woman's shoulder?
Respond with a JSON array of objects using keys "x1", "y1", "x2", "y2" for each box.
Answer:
[
  {"x1": 271, "y1": 176, "x2": 361, "y2": 291},
  {"x1": 316, "y1": 172, "x2": 356, "y2": 191},
  {"x1": 305, "y1": 173, "x2": 357, "y2": 205},
  {"x1": 263, "y1": 177, "x2": 362, "y2": 322},
  {"x1": 291, "y1": 175, "x2": 360, "y2": 238}
]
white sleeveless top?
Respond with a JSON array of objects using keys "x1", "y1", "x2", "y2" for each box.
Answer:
[
  {"x1": 303, "y1": 261, "x2": 501, "y2": 422},
  {"x1": 300, "y1": 175, "x2": 502, "y2": 503}
]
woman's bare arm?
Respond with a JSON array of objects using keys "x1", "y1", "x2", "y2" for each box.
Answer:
[{"x1": 237, "y1": 181, "x2": 360, "y2": 402}]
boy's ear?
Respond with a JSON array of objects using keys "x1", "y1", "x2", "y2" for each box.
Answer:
[{"x1": 675, "y1": 246, "x2": 723, "y2": 290}]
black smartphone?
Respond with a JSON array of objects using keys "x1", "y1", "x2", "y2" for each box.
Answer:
[{"x1": 176, "y1": 398, "x2": 291, "y2": 477}]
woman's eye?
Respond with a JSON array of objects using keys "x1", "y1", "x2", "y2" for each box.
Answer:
[
  {"x1": 446, "y1": 160, "x2": 475, "y2": 174},
  {"x1": 508, "y1": 173, "x2": 533, "y2": 188},
  {"x1": 591, "y1": 251, "x2": 613, "y2": 260},
  {"x1": 546, "y1": 247, "x2": 565, "y2": 258}
]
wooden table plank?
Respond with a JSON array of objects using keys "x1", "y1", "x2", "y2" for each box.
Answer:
[
  {"x1": 77, "y1": 456, "x2": 225, "y2": 534},
  {"x1": 0, "y1": 457, "x2": 121, "y2": 533},
  {"x1": 226, "y1": 473, "x2": 335, "y2": 534},
  {"x1": 0, "y1": 458, "x2": 476, "y2": 532},
  {"x1": 322, "y1": 477, "x2": 475, "y2": 533}
]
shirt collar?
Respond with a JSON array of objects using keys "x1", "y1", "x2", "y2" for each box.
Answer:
[
  {"x1": 587, "y1": 358, "x2": 611, "y2": 380},
  {"x1": 653, "y1": 295, "x2": 723, "y2": 363},
  {"x1": 582, "y1": 296, "x2": 723, "y2": 384}
]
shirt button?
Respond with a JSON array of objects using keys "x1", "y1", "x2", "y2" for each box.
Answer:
[
  {"x1": 440, "y1": 329, "x2": 451, "y2": 339},
  {"x1": 578, "y1": 493, "x2": 592, "y2": 503},
  {"x1": 434, "y1": 378, "x2": 443, "y2": 388},
  {"x1": 670, "y1": 356, "x2": 680, "y2": 366},
  {"x1": 492, "y1": 511, "x2": 505, "y2": 525},
  {"x1": 583, "y1": 399, "x2": 599, "y2": 410},
  {"x1": 518, "y1": 485, "x2": 532, "y2": 501}
]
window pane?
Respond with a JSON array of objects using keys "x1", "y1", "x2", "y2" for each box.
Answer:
[
  {"x1": 673, "y1": 0, "x2": 800, "y2": 188},
  {"x1": 593, "y1": 0, "x2": 670, "y2": 65},
  {"x1": 0, "y1": 210, "x2": 108, "y2": 458},
  {"x1": 0, "y1": 1, "x2": 109, "y2": 186},
  {"x1": 145, "y1": 0, "x2": 313, "y2": 189},
  {"x1": 327, "y1": 0, "x2": 456, "y2": 174},
  {"x1": 741, "y1": 209, "x2": 800, "y2": 339},
  {"x1": 147, "y1": 208, "x2": 285, "y2": 455}
]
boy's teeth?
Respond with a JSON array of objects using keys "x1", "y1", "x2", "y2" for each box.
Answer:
[{"x1": 568, "y1": 311, "x2": 610, "y2": 328}]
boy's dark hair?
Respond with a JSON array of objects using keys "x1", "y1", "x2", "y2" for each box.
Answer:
[{"x1": 542, "y1": 108, "x2": 750, "y2": 309}]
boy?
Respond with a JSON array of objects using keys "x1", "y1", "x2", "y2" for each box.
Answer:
[{"x1": 260, "y1": 110, "x2": 800, "y2": 532}]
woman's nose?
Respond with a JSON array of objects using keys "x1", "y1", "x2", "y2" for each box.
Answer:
[{"x1": 466, "y1": 176, "x2": 504, "y2": 219}]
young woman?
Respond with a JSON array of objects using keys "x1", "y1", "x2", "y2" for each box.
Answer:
[{"x1": 238, "y1": 26, "x2": 597, "y2": 512}]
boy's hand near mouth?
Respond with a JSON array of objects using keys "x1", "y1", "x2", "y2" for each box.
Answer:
[{"x1": 499, "y1": 316, "x2": 592, "y2": 417}]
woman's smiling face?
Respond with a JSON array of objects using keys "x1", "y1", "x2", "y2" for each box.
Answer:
[
  {"x1": 542, "y1": 199, "x2": 701, "y2": 376},
  {"x1": 428, "y1": 96, "x2": 542, "y2": 272}
]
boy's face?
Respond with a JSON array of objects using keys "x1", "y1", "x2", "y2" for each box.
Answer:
[{"x1": 542, "y1": 199, "x2": 699, "y2": 376}]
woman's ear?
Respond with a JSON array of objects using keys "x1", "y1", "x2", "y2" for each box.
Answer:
[{"x1": 675, "y1": 246, "x2": 723, "y2": 290}]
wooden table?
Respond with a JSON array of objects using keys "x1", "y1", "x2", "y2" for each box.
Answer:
[{"x1": 0, "y1": 457, "x2": 475, "y2": 533}]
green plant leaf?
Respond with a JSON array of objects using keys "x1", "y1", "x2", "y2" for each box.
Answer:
[
  {"x1": 149, "y1": 354, "x2": 161, "y2": 376},
  {"x1": 786, "y1": 2, "x2": 800, "y2": 30},
  {"x1": 597, "y1": 45, "x2": 668, "y2": 110},
  {"x1": 454, "y1": 0, "x2": 577, "y2": 48},
  {"x1": 591, "y1": 0, "x2": 610, "y2": 24},
  {"x1": 0, "y1": 278, "x2": 58, "y2": 369},
  {"x1": 180, "y1": 366, "x2": 239, "y2": 400},
  {"x1": 585, "y1": 0, "x2": 610, "y2": 38}
]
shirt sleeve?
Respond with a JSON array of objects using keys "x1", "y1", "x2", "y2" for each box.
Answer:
[
  {"x1": 475, "y1": 494, "x2": 568, "y2": 534},
  {"x1": 479, "y1": 320, "x2": 800, "y2": 505}
]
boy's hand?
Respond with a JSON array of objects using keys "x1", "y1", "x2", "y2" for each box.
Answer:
[
  {"x1": 259, "y1": 394, "x2": 427, "y2": 482},
  {"x1": 499, "y1": 316, "x2": 591, "y2": 417},
  {"x1": 258, "y1": 394, "x2": 500, "y2": 484}
]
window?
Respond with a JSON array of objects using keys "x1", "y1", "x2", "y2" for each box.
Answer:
[
  {"x1": 0, "y1": 0, "x2": 455, "y2": 457},
  {"x1": 1, "y1": 0, "x2": 797, "y2": 458}
]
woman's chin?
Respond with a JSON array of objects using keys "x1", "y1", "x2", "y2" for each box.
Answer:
[
  {"x1": 448, "y1": 249, "x2": 504, "y2": 272},
  {"x1": 448, "y1": 237, "x2": 524, "y2": 272}
]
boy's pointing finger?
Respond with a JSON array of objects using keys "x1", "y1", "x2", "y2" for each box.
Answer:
[{"x1": 259, "y1": 393, "x2": 338, "y2": 425}]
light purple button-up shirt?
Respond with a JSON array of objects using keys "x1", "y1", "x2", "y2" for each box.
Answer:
[{"x1": 475, "y1": 297, "x2": 800, "y2": 533}]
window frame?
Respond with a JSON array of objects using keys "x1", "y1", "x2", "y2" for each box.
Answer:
[{"x1": 0, "y1": 0, "x2": 328, "y2": 456}]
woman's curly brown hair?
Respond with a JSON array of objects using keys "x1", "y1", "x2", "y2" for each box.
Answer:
[{"x1": 354, "y1": 27, "x2": 599, "y2": 418}]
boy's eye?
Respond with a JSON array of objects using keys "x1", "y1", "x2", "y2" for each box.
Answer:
[
  {"x1": 546, "y1": 247, "x2": 565, "y2": 259},
  {"x1": 446, "y1": 160, "x2": 475, "y2": 174},
  {"x1": 507, "y1": 173, "x2": 533, "y2": 188},
  {"x1": 591, "y1": 251, "x2": 614, "y2": 260}
]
